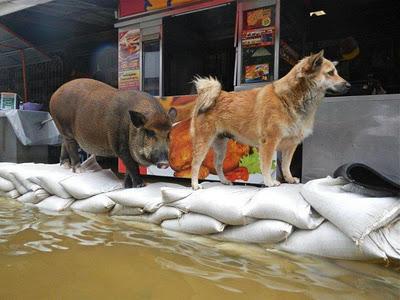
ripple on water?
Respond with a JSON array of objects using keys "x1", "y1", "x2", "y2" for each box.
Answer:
[{"x1": 0, "y1": 197, "x2": 399, "y2": 299}]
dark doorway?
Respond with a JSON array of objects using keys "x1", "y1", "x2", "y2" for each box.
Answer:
[{"x1": 163, "y1": 3, "x2": 236, "y2": 96}]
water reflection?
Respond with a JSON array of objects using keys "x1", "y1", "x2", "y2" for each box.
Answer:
[{"x1": 0, "y1": 197, "x2": 399, "y2": 299}]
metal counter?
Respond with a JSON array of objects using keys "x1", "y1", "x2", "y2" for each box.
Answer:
[
  {"x1": 0, "y1": 110, "x2": 61, "y2": 163},
  {"x1": 302, "y1": 94, "x2": 400, "y2": 183}
]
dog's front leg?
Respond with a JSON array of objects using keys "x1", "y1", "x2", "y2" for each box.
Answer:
[
  {"x1": 281, "y1": 141, "x2": 300, "y2": 184},
  {"x1": 259, "y1": 133, "x2": 281, "y2": 187}
]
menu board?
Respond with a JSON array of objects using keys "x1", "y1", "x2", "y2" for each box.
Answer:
[
  {"x1": 118, "y1": 28, "x2": 141, "y2": 90},
  {"x1": 0, "y1": 93, "x2": 17, "y2": 110},
  {"x1": 241, "y1": 6, "x2": 275, "y2": 84}
]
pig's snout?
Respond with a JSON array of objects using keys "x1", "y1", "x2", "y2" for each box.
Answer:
[{"x1": 151, "y1": 149, "x2": 170, "y2": 169}]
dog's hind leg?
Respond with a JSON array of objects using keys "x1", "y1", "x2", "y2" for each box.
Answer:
[
  {"x1": 191, "y1": 125, "x2": 216, "y2": 190},
  {"x1": 212, "y1": 137, "x2": 232, "y2": 185}
]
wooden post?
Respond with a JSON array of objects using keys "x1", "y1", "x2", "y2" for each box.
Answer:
[{"x1": 20, "y1": 49, "x2": 28, "y2": 102}]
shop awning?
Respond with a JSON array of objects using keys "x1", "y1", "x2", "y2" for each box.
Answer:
[{"x1": 0, "y1": 22, "x2": 50, "y2": 69}]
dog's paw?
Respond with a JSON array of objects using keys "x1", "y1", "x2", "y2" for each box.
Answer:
[
  {"x1": 192, "y1": 183, "x2": 203, "y2": 190},
  {"x1": 285, "y1": 176, "x2": 300, "y2": 184},
  {"x1": 220, "y1": 179, "x2": 233, "y2": 186},
  {"x1": 263, "y1": 180, "x2": 281, "y2": 187}
]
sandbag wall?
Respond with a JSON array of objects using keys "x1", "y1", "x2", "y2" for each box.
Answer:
[{"x1": 0, "y1": 162, "x2": 399, "y2": 262}]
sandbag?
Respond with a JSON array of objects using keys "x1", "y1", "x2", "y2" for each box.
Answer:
[
  {"x1": 70, "y1": 194, "x2": 115, "y2": 213},
  {"x1": 278, "y1": 221, "x2": 387, "y2": 260},
  {"x1": 32, "y1": 171, "x2": 74, "y2": 198},
  {"x1": 36, "y1": 195, "x2": 74, "y2": 211},
  {"x1": 107, "y1": 182, "x2": 183, "y2": 212},
  {"x1": 109, "y1": 204, "x2": 144, "y2": 216},
  {"x1": 34, "y1": 189, "x2": 51, "y2": 202},
  {"x1": 60, "y1": 169, "x2": 123, "y2": 200},
  {"x1": 117, "y1": 206, "x2": 183, "y2": 224},
  {"x1": 0, "y1": 189, "x2": 20, "y2": 199},
  {"x1": 301, "y1": 177, "x2": 400, "y2": 243},
  {"x1": 243, "y1": 184, "x2": 324, "y2": 229},
  {"x1": 161, "y1": 213, "x2": 225, "y2": 234},
  {"x1": 0, "y1": 171, "x2": 28, "y2": 195},
  {"x1": 0, "y1": 177, "x2": 14, "y2": 192},
  {"x1": 211, "y1": 220, "x2": 293, "y2": 244},
  {"x1": 17, "y1": 191, "x2": 40, "y2": 204},
  {"x1": 166, "y1": 184, "x2": 258, "y2": 225},
  {"x1": 368, "y1": 218, "x2": 400, "y2": 260}
]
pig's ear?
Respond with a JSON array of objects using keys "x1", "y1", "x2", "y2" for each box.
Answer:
[
  {"x1": 168, "y1": 107, "x2": 177, "y2": 122},
  {"x1": 129, "y1": 110, "x2": 146, "y2": 128}
]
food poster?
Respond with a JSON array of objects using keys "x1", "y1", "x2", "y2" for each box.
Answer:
[
  {"x1": 118, "y1": 28, "x2": 141, "y2": 91},
  {"x1": 146, "y1": 0, "x2": 195, "y2": 11},
  {"x1": 119, "y1": 94, "x2": 277, "y2": 183},
  {"x1": 241, "y1": 6, "x2": 275, "y2": 84}
]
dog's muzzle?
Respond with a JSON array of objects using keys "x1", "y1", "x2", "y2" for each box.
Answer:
[{"x1": 327, "y1": 81, "x2": 351, "y2": 95}]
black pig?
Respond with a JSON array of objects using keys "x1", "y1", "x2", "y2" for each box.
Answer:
[{"x1": 49, "y1": 79, "x2": 176, "y2": 188}]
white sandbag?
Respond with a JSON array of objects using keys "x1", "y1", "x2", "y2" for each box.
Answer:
[
  {"x1": 17, "y1": 191, "x2": 41, "y2": 204},
  {"x1": 107, "y1": 182, "x2": 183, "y2": 212},
  {"x1": 278, "y1": 221, "x2": 387, "y2": 260},
  {"x1": 368, "y1": 218, "x2": 400, "y2": 260},
  {"x1": 34, "y1": 189, "x2": 50, "y2": 202},
  {"x1": 243, "y1": 184, "x2": 324, "y2": 229},
  {"x1": 33, "y1": 171, "x2": 74, "y2": 198},
  {"x1": 211, "y1": 220, "x2": 293, "y2": 244},
  {"x1": 0, "y1": 177, "x2": 14, "y2": 192},
  {"x1": 36, "y1": 195, "x2": 74, "y2": 212},
  {"x1": 11, "y1": 170, "x2": 42, "y2": 192},
  {"x1": 109, "y1": 204, "x2": 144, "y2": 216},
  {"x1": 119, "y1": 206, "x2": 183, "y2": 224},
  {"x1": 0, "y1": 171, "x2": 27, "y2": 194},
  {"x1": 161, "y1": 213, "x2": 225, "y2": 234},
  {"x1": 301, "y1": 177, "x2": 400, "y2": 243},
  {"x1": 1, "y1": 189, "x2": 20, "y2": 199},
  {"x1": 166, "y1": 184, "x2": 259, "y2": 225},
  {"x1": 60, "y1": 169, "x2": 123, "y2": 200},
  {"x1": 70, "y1": 194, "x2": 115, "y2": 213}
]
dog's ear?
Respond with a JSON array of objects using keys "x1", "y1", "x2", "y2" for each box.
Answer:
[
  {"x1": 309, "y1": 50, "x2": 324, "y2": 70},
  {"x1": 332, "y1": 61, "x2": 339, "y2": 66},
  {"x1": 129, "y1": 110, "x2": 147, "y2": 128}
]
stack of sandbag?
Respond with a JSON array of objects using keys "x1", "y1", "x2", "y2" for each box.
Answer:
[
  {"x1": 106, "y1": 182, "x2": 184, "y2": 223},
  {"x1": 0, "y1": 160, "x2": 122, "y2": 213},
  {"x1": 160, "y1": 183, "x2": 324, "y2": 244},
  {"x1": 278, "y1": 177, "x2": 400, "y2": 261}
]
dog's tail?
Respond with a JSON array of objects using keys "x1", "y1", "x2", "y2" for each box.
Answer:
[{"x1": 192, "y1": 76, "x2": 222, "y2": 116}]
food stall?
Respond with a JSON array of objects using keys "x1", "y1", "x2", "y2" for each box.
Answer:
[
  {"x1": 116, "y1": 0, "x2": 280, "y2": 184},
  {"x1": 116, "y1": 0, "x2": 400, "y2": 184}
]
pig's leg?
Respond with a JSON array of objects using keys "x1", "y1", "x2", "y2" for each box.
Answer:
[
  {"x1": 212, "y1": 137, "x2": 232, "y2": 185},
  {"x1": 119, "y1": 152, "x2": 145, "y2": 188},
  {"x1": 64, "y1": 138, "x2": 82, "y2": 173},
  {"x1": 60, "y1": 141, "x2": 71, "y2": 169}
]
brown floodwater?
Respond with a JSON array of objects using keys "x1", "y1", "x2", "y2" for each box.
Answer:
[{"x1": 0, "y1": 196, "x2": 399, "y2": 300}]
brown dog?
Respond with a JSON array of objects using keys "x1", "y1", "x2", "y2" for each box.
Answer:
[{"x1": 190, "y1": 50, "x2": 350, "y2": 189}]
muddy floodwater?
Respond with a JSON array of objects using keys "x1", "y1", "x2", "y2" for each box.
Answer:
[{"x1": 0, "y1": 197, "x2": 399, "y2": 299}]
